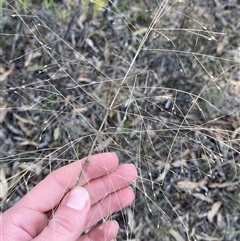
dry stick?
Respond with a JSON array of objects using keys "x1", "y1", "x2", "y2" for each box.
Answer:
[{"x1": 76, "y1": 5, "x2": 166, "y2": 185}]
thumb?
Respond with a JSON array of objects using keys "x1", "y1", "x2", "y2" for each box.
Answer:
[{"x1": 34, "y1": 186, "x2": 91, "y2": 241}]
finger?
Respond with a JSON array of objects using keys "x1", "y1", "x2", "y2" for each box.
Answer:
[
  {"x1": 0, "y1": 209, "x2": 46, "y2": 241},
  {"x1": 79, "y1": 221, "x2": 119, "y2": 241},
  {"x1": 84, "y1": 164, "x2": 137, "y2": 205},
  {"x1": 17, "y1": 152, "x2": 119, "y2": 213},
  {"x1": 34, "y1": 186, "x2": 91, "y2": 241},
  {"x1": 86, "y1": 186, "x2": 135, "y2": 229}
]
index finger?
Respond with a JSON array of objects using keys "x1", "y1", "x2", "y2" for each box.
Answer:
[{"x1": 17, "y1": 152, "x2": 119, "y2": 213}]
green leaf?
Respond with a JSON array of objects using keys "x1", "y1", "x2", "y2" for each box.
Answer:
[{"x1": 53, "y1": 127, "x2": 60, "y2": 141}]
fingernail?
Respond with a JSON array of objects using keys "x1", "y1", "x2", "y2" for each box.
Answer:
[
  {"x1": 113, "y1": 220, "x2": 119, "y2": 229},
  {"x1": 128, "y1": 186, "x2": 134, "y2": 192},
  {"x1": 65, "y1": 186, "x2": 89, "y2": 211},
  {"x1": 111, "y1": 152, "x2": 118, "y2": 157},
  {"x1": 129, "y1": 163, "x2": 137, "y2": 168}
]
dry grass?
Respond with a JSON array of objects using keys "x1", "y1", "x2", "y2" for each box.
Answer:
[{"x1": 1, "y1": 0, "x2": 240, "y2": 240}]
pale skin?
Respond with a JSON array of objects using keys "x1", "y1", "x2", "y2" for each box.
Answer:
[{"x1": 0, "y1": 152, "x2": 137, "y2": 241}]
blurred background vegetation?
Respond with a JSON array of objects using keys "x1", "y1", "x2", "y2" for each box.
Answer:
[{"x1": 1, "y1": 0, "x2": 240, "y2": 240}]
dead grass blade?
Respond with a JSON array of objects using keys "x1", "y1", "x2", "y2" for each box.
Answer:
[
  {"x1": 169, "y1": 228, "x2": 185, "y2": 241},
  {"x1": 0, "y1": 103, "x2": 8, "y2": 124},
  {"x1": 177, "y1": 179, "x2": 207, "y2": 190},
  {"x1": 207, "y1": 201, "x2": 222, "y2": 223},
  {"x1": 0, "y1": 168, "x2": 8, "y2": 199},
  {"x1": 0, "y1": 64, "x2": 14, "y2": 82}
]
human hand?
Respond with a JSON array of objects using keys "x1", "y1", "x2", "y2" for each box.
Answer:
[{"x1": 0, "y1": 152, "x2": 137, "y2": 241}]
